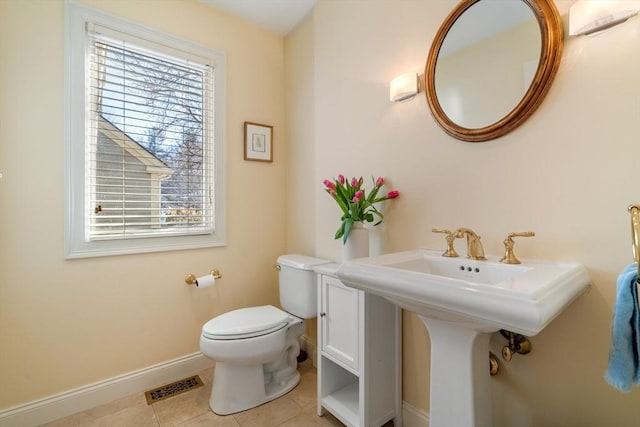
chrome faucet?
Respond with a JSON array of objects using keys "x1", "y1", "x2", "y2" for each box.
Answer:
[{"x1": 454, "y1": 228, "x2": 486, "y2": 260}]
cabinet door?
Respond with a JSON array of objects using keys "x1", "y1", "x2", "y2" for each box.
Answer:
[{"x1": 321, "y1": 276, "x2": 359, "y2": 371}]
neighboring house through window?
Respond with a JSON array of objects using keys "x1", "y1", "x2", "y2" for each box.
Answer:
[
  {"x1": 65, "y1": 2, "x2": 226, "y2": 258},
  {"x1": 95, "y1": 116, "x2": 173, "y2": 234}
]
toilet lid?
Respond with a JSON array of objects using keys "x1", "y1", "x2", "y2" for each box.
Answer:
[{"x1": 202, "y1": 305, "x2": 290, "y2": 340}]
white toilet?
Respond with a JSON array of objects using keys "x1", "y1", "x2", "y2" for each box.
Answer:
[{"x1": 200, "y1": 254, "x2": 330, "y2": 415}]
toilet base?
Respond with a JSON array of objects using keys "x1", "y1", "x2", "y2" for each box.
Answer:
[
  {"x1": 209, "y1": 361, "x2": 301, "y2": 415},
  {"x1": 209, "y1": 322, "x2": 304, "y2": 415}
]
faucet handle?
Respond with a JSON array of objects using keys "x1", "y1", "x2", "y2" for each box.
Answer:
[
  {"x1": 500, "y1": 232, "x2": 535, "y2": 264},
  {"x1": 432, "y1": 228, "x2": 460, "y2": 257}
]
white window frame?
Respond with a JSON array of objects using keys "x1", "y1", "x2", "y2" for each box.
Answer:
[{"x1": 64, "y1": 1, "x2": 226, "y2": 258}]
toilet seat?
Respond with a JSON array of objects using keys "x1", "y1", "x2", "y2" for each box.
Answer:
[{"x1": 202, "y1": 305, "x2": 291, "y2": 340}]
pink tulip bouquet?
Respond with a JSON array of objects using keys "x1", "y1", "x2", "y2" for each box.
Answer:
[{"x1": 323, "y1": 175, "x2": 400, "y2": 243}]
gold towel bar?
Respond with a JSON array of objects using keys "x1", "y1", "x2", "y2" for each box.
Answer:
[
  {"x1": 627, "y1": 204, "x2": 640, "y2": 278},
  {"x1": 185, "y1": 269, "x2": 222, "y2": 286}
]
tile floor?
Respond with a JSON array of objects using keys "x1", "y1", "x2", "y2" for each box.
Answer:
[{"x1": 42, "y1": 360, "x2": 373, "y2": 427}]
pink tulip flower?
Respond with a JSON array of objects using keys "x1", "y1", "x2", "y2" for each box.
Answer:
[
  {"x1": 322, "y1": 174, "x2": 399, "y2": 243},
  {"x1": 323, "y1": 179, "x2": 335, "y2": 190}
]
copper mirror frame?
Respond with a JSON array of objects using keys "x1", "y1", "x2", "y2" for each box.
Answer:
[{"x1": 424, "y1": 0, "x2": 564, "y2": 142}]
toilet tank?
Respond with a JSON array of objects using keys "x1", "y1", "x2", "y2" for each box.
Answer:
[{"x1": 277, "y1": 254, "x2": 330, "y2": 319}]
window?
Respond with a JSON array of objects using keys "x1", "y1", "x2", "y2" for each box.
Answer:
[{"x1": 65, "y1": 3, "x2": 226, "y2": 258}]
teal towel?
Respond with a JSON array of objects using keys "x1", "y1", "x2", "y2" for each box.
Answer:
[{"x1": 605, "y1": 263, "x2": 640, "y2": 392}]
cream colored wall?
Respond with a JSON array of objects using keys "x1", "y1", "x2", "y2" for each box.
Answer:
[
  {"x1": 285, "y1": 14, "x2": 316, "y2": 256},
  {"x1": 284, "y1": 16, "x2": 318, "y2": 342},
  {"x1": 0, "y1": 0, "x2": 286, "y2": 409},
  {"x1": 303, "y1": 0, "x2": 639, "y2": 425}
]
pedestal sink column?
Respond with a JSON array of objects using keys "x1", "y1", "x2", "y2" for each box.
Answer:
[{"x1": 419, "y1": 316, "x2": 493, "y2": 427}]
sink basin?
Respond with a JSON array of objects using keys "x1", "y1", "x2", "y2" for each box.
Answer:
[
  {"x1": 336, "y1": 248, "x2": 590, "y2": 336},
  {"x1": 337, "y1": 248, "x2": 590, "y2": 427}
]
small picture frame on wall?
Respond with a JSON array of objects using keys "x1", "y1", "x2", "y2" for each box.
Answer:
[{"x1": 244, "y1": 121, "x2": 273, "y2": 162}]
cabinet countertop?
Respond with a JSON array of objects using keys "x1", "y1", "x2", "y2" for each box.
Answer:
[{"x1": 313, "y1": 262, "x2": 341, "y2": 277}]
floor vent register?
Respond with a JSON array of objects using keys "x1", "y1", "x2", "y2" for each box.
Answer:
[{"x1": 144, "y1": 375, "x2": 204, "y2": 404}]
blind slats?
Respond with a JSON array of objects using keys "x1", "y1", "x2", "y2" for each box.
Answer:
[
  {"x1": 90, "y1": 55, "x2": 205, "y2": 90},
  {"x1": 95, "y1": 88, "x2": 205, "y2": 113},
  {"x1": 86, "y1": 25, "x2": 214, "y2": 240},
  {"x1": 90, "y1": 70, "x2": 204, "y2": 99},
  {"x1": 90, "y1": 102, "x2": 204, "y2": 128},
  {"x1": 93, "y1": 46, "x2": 206, "y2": 80}
]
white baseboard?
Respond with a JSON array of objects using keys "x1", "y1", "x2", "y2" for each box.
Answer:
[
  {"x1": 402, "y1": 400, "x2": 430, "y2": 427},
  {"x1": 0, "y1": 352, "x2": 212, "y2": 427}
]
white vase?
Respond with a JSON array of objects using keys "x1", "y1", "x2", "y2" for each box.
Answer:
[{"x1": 342, "y1": 222, "x2": 369, "y2": 262}]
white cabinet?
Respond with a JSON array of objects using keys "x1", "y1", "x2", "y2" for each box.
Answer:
[
  {"x1": 320, "y1": 275, "x2": 360, "y2": 370},
  {"x1": 316, "y1": 265, "x2": 402, "y2": 427}
]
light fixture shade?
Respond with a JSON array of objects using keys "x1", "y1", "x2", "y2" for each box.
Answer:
[
  {"x1": 390, "y1": 73, "x2": 418, "y2": 102},
  {"x1": 569, "y1": 0, "x2": 640, "y2": 36}
]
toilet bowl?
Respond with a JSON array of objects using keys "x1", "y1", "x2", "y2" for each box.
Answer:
[{"x1": 200, "y1": 254, "x2": 330, "y2": 415}]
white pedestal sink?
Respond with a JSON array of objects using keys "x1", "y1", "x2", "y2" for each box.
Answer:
[{"x1": 337, "y1": 249, "x2": 590, "y2": 427}]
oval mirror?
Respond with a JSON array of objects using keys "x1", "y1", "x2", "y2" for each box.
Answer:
[{"x1": 425, "y1": 0, "x2": 563, "y2": 142}]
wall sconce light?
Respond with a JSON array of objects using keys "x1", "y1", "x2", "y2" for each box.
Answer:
[
  {"x1": 390, "y1": 72, "x2": 421, "y2": 102},
  {"x1": 569, "y1": 0, "x2": 640, "y2": 36}
]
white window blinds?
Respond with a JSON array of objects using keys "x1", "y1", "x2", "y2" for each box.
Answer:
[{"x1": 86, "y1": 24, "x2": 215, "y2": 240}]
